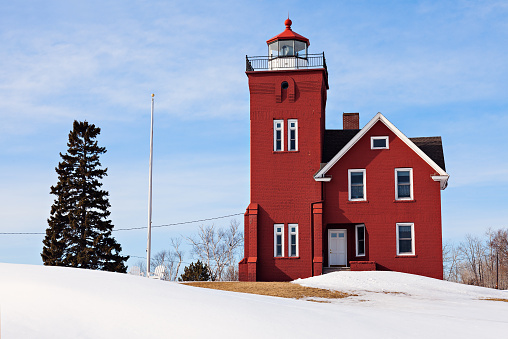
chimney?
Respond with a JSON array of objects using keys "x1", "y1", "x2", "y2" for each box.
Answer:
[{"x1": 343, "y1": 113, "x2": 359, "y2": 130}]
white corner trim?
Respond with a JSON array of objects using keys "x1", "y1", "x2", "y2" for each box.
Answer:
[
  {"x1": 313, "y1": 113, "x2": 449, "y2": 182},
  {"x1": 315, "y1": 176, "x2": 332, "y2": 182},
  {"x1": 432, "y1": 175, "x2": 449, "y2": 190}
]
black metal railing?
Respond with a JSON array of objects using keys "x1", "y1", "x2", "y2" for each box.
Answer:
[{"x1": 246, "y1": 52, "x2": 327, "y2": 72}]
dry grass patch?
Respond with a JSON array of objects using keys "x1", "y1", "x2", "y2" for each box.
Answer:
[
  {"x1": 182, "y1": 281, "x2": 351, "y2": 300},
  {"x1": 481, "y1": 298, "x2": 508, "y2": 303}
]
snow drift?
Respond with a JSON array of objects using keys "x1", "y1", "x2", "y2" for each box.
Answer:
[{"x1": 0, "y1": 263, "x2": 507, "y2": 338}]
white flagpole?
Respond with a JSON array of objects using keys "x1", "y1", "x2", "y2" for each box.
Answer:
[{"x1": 147, "y1": 93, "x2": 154, "y2": 278}]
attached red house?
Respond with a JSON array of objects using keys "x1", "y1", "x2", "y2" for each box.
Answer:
[{"x1": 239, "y1": 19, "x2": 449, "y2": 282}]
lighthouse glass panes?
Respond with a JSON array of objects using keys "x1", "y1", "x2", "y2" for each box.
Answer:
[
  {"x1": 269, "y1": 40, "x2": 308, "y2": 59},
  {"x1": 274, "y1": 120, "x2": 283, "y2": 151},
  {"x1": 288, "y1": 119, "x2": 298, "y2": 151}
]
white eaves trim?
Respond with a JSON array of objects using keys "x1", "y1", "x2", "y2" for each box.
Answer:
[{"x1": 314, "y1": 112, "x2": 450, "y2": 189}]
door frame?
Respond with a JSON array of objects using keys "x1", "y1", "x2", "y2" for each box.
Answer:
[{"x1": 328, "y1": 229, "x2": 348, "y2": 267}]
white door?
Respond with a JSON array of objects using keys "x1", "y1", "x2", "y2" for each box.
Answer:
[{"x1": 329, "y1": 229, "x2": 347, "y2": 266}]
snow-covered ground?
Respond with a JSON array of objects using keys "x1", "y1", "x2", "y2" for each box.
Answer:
[{"x1": 0, "y1": 263, "x2": 507, "y2": 338}]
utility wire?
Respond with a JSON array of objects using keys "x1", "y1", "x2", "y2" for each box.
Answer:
[
  {"x1": 0, "y1": 212, "x2": 243, "y2": 235},
  {"x1": 114, "y1": 213, "x2": 243, "y2": 232}
]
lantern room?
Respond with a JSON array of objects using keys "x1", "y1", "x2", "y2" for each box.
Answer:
[
  {"x1": 266, "y1": 18, "x2": 310, "y2": 70},
  {"x1": 245, "y1": 18, "x2": 327, "y2": 74},
  {"x1": 267, "y1": 18, "x2": 309, "y2": 58}
]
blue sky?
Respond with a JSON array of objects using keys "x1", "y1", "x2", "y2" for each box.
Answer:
[{"x1": 1, "y1": 1, "x2": 507, "y2": 268}]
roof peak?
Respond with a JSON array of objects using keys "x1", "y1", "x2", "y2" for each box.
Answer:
[
  {"x1": 266, "y1": 18, "x2": 310, "y2": 46},
  {"x1": 285, "y1": 18, "x2": 292, "y2": 29}
]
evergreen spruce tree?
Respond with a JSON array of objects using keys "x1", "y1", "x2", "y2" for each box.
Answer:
[
  {"x1": 178, "y1": 260, "x2": 211, "y2": 281},
  {"x1": 42, "y1": 120, "x2": 128, "y2": 272}
]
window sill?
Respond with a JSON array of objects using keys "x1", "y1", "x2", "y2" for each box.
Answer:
[
  {"x1": 347, "y1": 200, "x2": 369, "y2": 204},
  {"x1": 394, "y1": 199, "x2": 416, "y2": 203},
  {"x1": 274, "y1": 256, "x2": 300, "y2": 259},
  {"x1": 272, "y1": 151, "x2": 300, "y2": 154},
  {"x1": 395, "y1": 254, "x2": 417, "y2": 258}
]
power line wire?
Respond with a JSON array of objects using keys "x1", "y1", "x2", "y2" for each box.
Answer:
[
  {"x1": 0, "y1": 212, "x2": 243, "y2": 235},
  {"x1": 114, "y1": 213, "x2": 243, "y2": 231}
]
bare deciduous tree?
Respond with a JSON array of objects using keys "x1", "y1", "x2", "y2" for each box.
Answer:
[
  {"x1": 187, "y1": 220, "x2": 243, "y2": 281},
  {"x1": 443, "y1": 241, "x2": 461, "y2": 282},
  {"x1": 150, "y1": 237, "x2": 185, "y2": 281},
  {"x1": 443, "y1": 228, "x2": 508, "y2": 289}
]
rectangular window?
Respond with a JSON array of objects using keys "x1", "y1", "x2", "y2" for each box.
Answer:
[
  {"x1": 274, "y1": 224, "x2": 284, "y2": 257},
  {"x1": 356, "y1": 224, "x2": 365, "y2": 256},
  {"x1": 288, "y1": 119, "x2": 298, "y2": 151},
  {"x1": 288, "y1": 224, "x2": 298, "y2": 257},
  {"x1": 397, "y1": 223, "x2": 415, "y2": 255},
  {"x1": 348, "y1": 169, "x2": 366, "y2": 201},
  {"x1": 371, "y1": 136, "x2": 389, "y2": 149},
  {"x1": 274, "y1": 120, "x2": 283, "y2": 151},
  {"x1": 395, "y1": 168, "x2": 413, "y2": 200}
]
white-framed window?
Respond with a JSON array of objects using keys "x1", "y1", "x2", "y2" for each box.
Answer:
[
  {"x1": 288, "y1": 119, "x2": 298, "y2": 151},
  {"x1": 348, "y1": 169, "x2": 366, "y2": 201},
  {"x1": 288, "y1": 224, "x2": 299, "y2": 257},
  {"x1": 274, "y1": 120, "x2": 283, "y2": 151},
  {"x1": 274, "y1": 224, "x2": 284, "y2": 257},
  {"x1": 396, "y1": 223, "x2": 415, "y2": 255},
  {"x1": 355, "y1": 224, "x2": 365, "y2": 256},
  {"x1": 395, "y1": 168, "x2": 413, "y2": 200},
  {"x1": 371, "y1": 136, "x2": 389, "y2": 149}
]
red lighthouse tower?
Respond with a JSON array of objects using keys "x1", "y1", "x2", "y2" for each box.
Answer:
[{"x1": 239, "y1": 19, "x2": 329, "y2": 281}]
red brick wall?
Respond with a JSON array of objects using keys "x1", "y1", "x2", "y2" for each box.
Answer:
[
  {"x1": 241, "y1": 69, "x2": 328, "y2": 281},
  {"x1": 322, "y1": 121, "x2": 443, "y2": 279},
  {"x1": 350, "y1": 261, "x2": 376, "y2": 271}
]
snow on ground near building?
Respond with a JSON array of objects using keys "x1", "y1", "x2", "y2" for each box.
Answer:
[{"x1": 0, "y1": 264, "x2": 507, "y2": 338}]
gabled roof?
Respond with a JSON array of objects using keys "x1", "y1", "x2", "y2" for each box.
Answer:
[
  {"x1": 315, "y1": 113, "x2": 449, "y2": 189},
  {"x1": 323, "y1": 131, "x2": 446, "y2": 171}
]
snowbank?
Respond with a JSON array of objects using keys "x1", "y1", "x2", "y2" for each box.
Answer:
[
  {"x1": 0, "y1": 263, "x2": 507, "y2": 338},
  {"x1": 294, "y1": 270, "x2": 508, "y2": 300}
]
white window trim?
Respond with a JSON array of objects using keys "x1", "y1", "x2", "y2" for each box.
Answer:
[
  {"x1": 355, "y1": 224, "x2": 366, "y2": 257},
  {"x1": 274, "y1": 224, "x2": 284, "y2": 257},
  {"x1": 288, "y1": 223, "x2": 299, "y2": 257},
  {"x1": 396, "y1": 223, "x2": 415, "y2": 255},
  {"x1": 273, "y1": 120, "x2": 284, "y2": 152},
  {"x1": 371, "y1": 136, "x2": 389, "y2": 149},
  {"x1": 348, "y1": 169, "x2": 367, "y2": 201},
  {"x1": 395, "y1": 168, "x2": 413, "y2": 200},
  {"x1": 288, "y1": 119, "x2": 298, "y2": 151}
]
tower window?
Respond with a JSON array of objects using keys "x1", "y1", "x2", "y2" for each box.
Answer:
[
  {"x1": 288, "y1": 119, "x2": 298, "y2": 151},
  {"x1": 288, "y1": 224, "x2": 298, "y2": 257},
  {"x1": 274, "y1": 120, "x2": 283, "y2": 151},
  {"x1": 281, "y1": 81, "x2": 289, "y2": 89},
  {"x1": 274, "y1": 224, "x2": 284, "y2": 257}
]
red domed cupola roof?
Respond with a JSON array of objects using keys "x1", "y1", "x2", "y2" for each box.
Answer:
[{"x1": 266, "y1": 18, "x2": 310, "y2": 46}]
